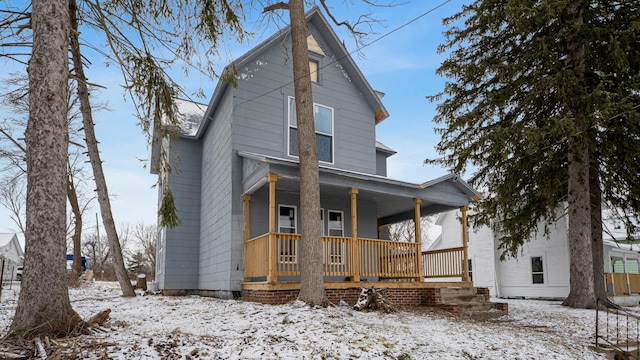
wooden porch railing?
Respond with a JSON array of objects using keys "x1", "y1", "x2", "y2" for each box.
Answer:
[
  {"x1": 244, "y1": 233, "x2": 424, "y2": 282},
  {"x1": 359, "y1": 238, "x2": 420, "y2": 278},
  {"x1": 606, "y1": 272, "x2": 640, "y2": 295},
  {"x1": 421, "y1": 247, "x2": 464, "y2": 278}
]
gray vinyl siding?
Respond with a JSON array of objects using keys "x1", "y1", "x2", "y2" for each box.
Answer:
[
  {"x1": 229, "y1": 153, "x2": 245, "y2": 291},
  {"x1": 199, "y1": 90, "x2": 234, "y2": 291},
  {"x1": 161, "y1": 138, "x2": 202, "y2": 290},
  {"x1": 376, "y1": 151, "x2": 388, "y2": 176},
  {"x1": 159, "y1": 16, "x2": 387, "y2": 293},
  {"x1": 232, "y1": 22, "x2": 377, "y2": 175},
  {"x1": 247, "y1": 189, "x2": 379, "y2": 240}
]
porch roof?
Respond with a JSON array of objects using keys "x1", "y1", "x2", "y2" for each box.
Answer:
[{"x1": 238, "y1": 151, "x2": 481, "y2": 224}]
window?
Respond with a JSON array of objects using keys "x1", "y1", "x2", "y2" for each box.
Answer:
[
  {"x1": 288, "y1": 97, "x2": 334, "y2": 163},
  {"x1": 278, "y1": 205, "x2": 297, "y2": 263},
  {"x1": 468, "y1": 259, "x2": 473, "y2": 281},
  {"x1": 326, "y1": 211, "x2": 345, "y2": 264},
  {"x1": 328, "y1": 211, "x2": 344, "y2": 237},
  {"x1": 320, "y1": 209, "x2": 324, "y2": 236},
  {"x1": 309, "y1": 60, "x2": 319, "y2": 82},
  {"x1": 278, "y1": 205, "x2": 297, "y2": 233},
  {"x1": 531, "y1": 256, "x2": 544, "y2": 284},
  {"x1": 611, "y1": 257, "x2": 625, "y2": 273}
]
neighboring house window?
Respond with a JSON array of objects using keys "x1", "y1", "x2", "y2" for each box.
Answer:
[
  {"x1": 288, "y1": 97, "x2": 334, "y2": 163},
  {"x1": 278, "y1": 205, "x2": 297, "y2": 263},
  {"x1": 326, "y1": 210, "x2": 344, "y2": 264},
  {"x1": 611, "y1": 256, "x2": 625, "y2": 273},
  {"x1": 309, "y1": 60, "x2": 319, "y2": 82},
  {"x1": 320, "y1": 208, "x2": 324, "y2": 236},
  {"x1": 531, "y1": 256, "x2": 544, "y2": 284},
  {"x1": 628, "y1": 259, "x2": 640, "y2": 274},
  {"x1": 468, "y1": 259, "x2": 473, "y2": 281}
]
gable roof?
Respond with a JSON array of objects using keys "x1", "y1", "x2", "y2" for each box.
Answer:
[
  {"x1": 0, "y1": 233, "x2": 24, "y2": 262},
  {"x1": 195, "y1": 7, "x2": 388, "y2": 139},
  {"x1": 0, "y1": 233, "x2": 17, "y2": 247}
]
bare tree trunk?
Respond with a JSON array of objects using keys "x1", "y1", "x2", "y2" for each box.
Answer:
[
  {"x1": 9, "y1": 0, "x2": 80, "y2": 337},
  {"x1": 67, "y1": 168, "x2": 83, "y2": 287},
  {"x1": 288, "y1": 0, "x2": 326, "y2": 306},
  {"x1": 562, "y1": 0, "x2": 596, "y2": 309},
  {"x1": 69, "y1": 0, "x2": 135, "y2": 296}
]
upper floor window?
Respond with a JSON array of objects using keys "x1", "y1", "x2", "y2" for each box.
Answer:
[
  {"x1": 288, "y1": 97, "x2": 334, "y2": 163},
  {"x1": 309, "y1": 60, "x2": 319, "y2": 83}
]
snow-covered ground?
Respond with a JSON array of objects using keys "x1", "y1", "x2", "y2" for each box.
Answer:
[{"x1": 0, "y1": 282, "x2": 615, "y2": 359}]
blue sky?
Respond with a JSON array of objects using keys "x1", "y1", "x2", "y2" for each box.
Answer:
[{"x1": 0, "y1": 1, "x2": 467, "y2": 237}]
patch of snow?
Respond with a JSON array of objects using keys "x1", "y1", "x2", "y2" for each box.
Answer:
[
  {"x1": 0, "y1": 282, "x2": 612, "y2": 359},
  {"x1": 174, "y1": 99, "x2": 206, "y2": 137}
]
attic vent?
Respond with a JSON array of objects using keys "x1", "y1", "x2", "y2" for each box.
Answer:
[{"x1": 307, "y1": 35, "x2": 325, "y2": 56}]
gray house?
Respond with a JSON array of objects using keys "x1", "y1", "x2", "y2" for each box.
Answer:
[{"x1": 152, "y1": 8, "x2": 482, "y2": 305}]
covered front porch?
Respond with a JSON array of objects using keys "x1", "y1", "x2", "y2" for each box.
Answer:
[
  {"x1": 239, "y1": 152, "x2": 479, "y2": 297},
  {"x1": 605, "y1": 241, "x2": 640, "y2": 305}
]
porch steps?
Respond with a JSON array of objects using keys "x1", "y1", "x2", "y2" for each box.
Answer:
[{"x1": 431, "y1": 287, "x2": 508, "y2": 321}]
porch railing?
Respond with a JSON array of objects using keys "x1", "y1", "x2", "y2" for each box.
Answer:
[
  {"x1": 606, "y1": 272, "x2": 640, "y2": 295},
  {"x1": 244, "y1": 233, "x2": 424, "y2": 282},
  {"x1": 359, "y1": 238, "x2": 420, "y2": 278},
  {"x1": 421, "y1": 247, "x2": 464, "y2": 278}
]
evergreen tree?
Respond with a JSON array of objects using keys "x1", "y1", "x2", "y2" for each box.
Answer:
[{"x1": 428, "y1": 0, "x2": 640, "y2": 308}]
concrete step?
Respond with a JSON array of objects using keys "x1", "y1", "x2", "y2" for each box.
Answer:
[
  {"x1": 441, "y1": 293, "x2": 488, "y2": 304},
  {"x1": 440, "y1": 287, "x2": 490, "y2": 304},
  {"x1": 440, "y1": 287, "x2": 478, "y2": 297},
  {"x1": 451, "y1": 302, "x2": 496, "y2": 312}
]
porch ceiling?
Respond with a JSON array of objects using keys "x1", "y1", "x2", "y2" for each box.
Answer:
[{"x1": 238, "y1": 151, "x2": 481, "y2": 224}]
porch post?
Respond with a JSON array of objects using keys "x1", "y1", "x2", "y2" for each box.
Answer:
[
  {"x1": 624, "y1": 254, "x2": 631, "y2": 295},
  {"x1": 461, "y1": 206, "x2": 471, "y2": 282},
  {"x1": 267, "y1": 173, "x2": 279, "y2": 284},
  {"x1": 414, "y1": 198, "x2": 424, "y2": 282},
  {"x1": 350, "y1": 188, "x2": 360, "y2": 282},
  {"x1": 243, "y1": 194, "x2": 251, "y2": 282}
]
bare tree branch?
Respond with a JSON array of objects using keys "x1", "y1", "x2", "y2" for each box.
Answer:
[{"x1": 263, "y1": 2, "x2": 289, "y2": 12}]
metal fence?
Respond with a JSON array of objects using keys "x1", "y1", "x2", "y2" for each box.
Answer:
[{"x1": 596, "y1": 298, "x2": 640, "y2": 359}]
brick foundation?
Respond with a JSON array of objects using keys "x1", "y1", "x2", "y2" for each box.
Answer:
[{"x1": 243, "y1": 287, "x2": 439, "y2": 306}]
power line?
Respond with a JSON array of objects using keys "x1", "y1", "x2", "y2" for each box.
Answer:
[{"x1": 234, "y1": 0, "x2": 453, "y2": 109}]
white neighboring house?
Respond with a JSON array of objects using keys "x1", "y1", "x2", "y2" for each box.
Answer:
[
  {"x1": 436, "y1": 210, "x2": 569, "y2": 299},
  {"x1": 433, "y1": 209, "x2": 640, "y2": 301},
  {"x1": 0, "y1": 233, "x2": 24, "y2": 280}
]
